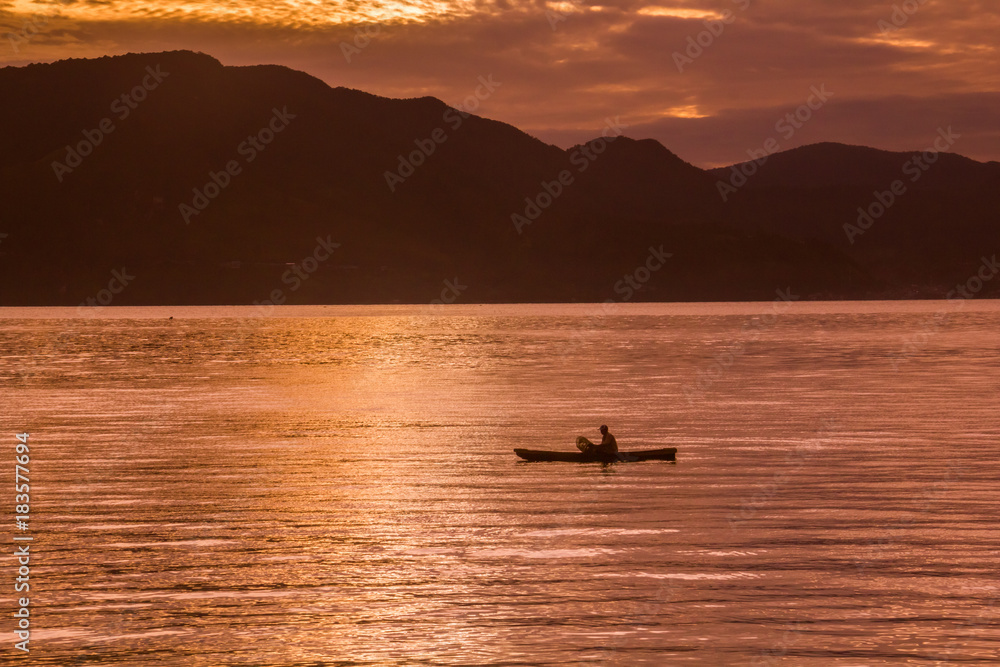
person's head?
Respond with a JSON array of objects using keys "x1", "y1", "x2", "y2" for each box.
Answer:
[{"x1": 600, "y1": 425, "x2": 608, "y2": 434}]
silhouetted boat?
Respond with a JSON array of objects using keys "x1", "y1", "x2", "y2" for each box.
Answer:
[{"x1": 514, "y1": 447, "x2": 677, "y2": 463}]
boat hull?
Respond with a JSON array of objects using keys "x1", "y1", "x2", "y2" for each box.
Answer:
[{"x1": 514, "y1": 447, "x2": 677, "y2": 462}]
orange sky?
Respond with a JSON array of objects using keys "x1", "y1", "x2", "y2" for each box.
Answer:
[{"x1": 2, "y1": 0, "x2": 998, "y2": 166}]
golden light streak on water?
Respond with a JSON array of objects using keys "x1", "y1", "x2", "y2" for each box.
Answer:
[{"x1": 3, "y1": 302, "x2": 1000, "y2": 663}]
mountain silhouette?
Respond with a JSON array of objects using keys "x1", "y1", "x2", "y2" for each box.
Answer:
[
  {"x1": 0, "y1": 51, "x2": 997, "y2": 305},
  {"x1": 710, "y1": 142, "x2": 1000, "y2": 290}
]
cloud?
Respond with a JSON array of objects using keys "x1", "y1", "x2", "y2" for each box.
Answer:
[
  {"x1": 1, "y1": 0, "x2": 997, "y2": 166},
  {"x1": 2, "y1": 0, "x2": 493, "y2": 26}
]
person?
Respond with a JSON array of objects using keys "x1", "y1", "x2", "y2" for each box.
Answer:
[{"x1": 577, "y1": 425, "x2": 618, "y2": 456}]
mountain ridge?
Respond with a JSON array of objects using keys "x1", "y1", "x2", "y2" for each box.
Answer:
[{"x1": 0, "y1": 50, "x2": 997, "y2": 305}]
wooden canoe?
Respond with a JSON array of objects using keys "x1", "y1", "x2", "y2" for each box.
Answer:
[{"x1": 514, "y1": 447, "x2": 677, "y2": 463}]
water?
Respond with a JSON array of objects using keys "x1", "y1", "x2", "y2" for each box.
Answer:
[{"x1": 1, "y1": 302, "x2": 999, "y2": 665}]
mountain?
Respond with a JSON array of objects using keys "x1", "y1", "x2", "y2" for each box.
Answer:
[
  {"x1": 0, "y1": 51, "x2": 997, "y2": 305},
  {"x1": 710, "y1": 143, "x2": 1000, "y2": 290},
  {"x1": 710, "y1": 141, "x2": 1000, "y2": 191}
]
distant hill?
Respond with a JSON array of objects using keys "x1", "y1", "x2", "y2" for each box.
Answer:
[
  {"x1": 709, "y1": 142, "x2": 1000, "y2": 289},
  {"x1": 710, "y1": 141, "x2": 1000, "y2": 191},
  {"x1": 0, "y1": 51, "x2": 997, "y2": 305}
]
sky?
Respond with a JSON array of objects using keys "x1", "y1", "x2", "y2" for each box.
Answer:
[{"x1": 2, "y1": 0, "x2": 998, "y2": 167}]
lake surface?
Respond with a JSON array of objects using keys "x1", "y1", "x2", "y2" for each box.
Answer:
[{"x1": 2, "y1": 302, "x2": 999, "y2": 665}]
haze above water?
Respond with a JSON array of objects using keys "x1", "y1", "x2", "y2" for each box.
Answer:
[{"x1": 2, "y1": 302, "x2": 999, "y2": 665}]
